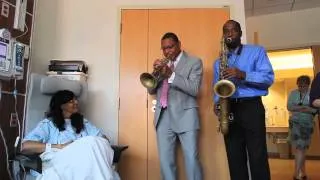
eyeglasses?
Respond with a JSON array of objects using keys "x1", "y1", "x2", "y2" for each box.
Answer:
[
  {"x1": 67, "y1": 99, "x2": 78, "y2": 104},
  {"x1": 298, "y1": 85, "x2": 309, "y2": 88}
]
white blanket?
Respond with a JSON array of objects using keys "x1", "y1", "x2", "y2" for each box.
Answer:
[{"x1": 36, "y1": 136, "x2": 120, "y2": 180}]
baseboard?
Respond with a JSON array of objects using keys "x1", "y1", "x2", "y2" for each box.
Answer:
[{"x1": 268, "y1": 152, "x2": 320, "y2": 160}]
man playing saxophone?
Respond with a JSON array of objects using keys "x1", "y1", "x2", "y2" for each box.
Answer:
[{"x1": 212, "y1": 20, "x2": 274, "y2": 180}]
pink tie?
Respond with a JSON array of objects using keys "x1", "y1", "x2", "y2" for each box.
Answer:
[{"x1": 160, "y1": 63, "x2": 174, "y2": 108}]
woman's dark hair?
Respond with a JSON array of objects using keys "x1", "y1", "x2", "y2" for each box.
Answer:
[
  {"x1": 47, "y1": 90, "x2": 84, "y2": 133},
  {"x1": 297, "y1": 75, "x2": 311, "y2": 85}
]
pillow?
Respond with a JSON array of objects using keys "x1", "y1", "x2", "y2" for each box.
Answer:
[{"x1": 40, "y1": 76, "x2": 82, "y2": 96}]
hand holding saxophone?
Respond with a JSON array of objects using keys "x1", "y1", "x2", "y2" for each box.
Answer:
[{"x1": 222, "y1": 67, "x2": 246, "y2": 80}]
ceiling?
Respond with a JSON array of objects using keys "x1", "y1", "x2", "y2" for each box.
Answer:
[{"x1": 245, "y1": 0, "x2": 320, "y2": 17}]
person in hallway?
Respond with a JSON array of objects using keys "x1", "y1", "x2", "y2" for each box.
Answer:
[
  {"x1": 310, "y1": 72, "x2": 320, "y2": 109},
  {"x1": 213, "y1": 20, "x2": 274, "y2": 180},
  {"x1": 287, "y1": 75, "x2": 317, "y2": 180},
  {"x1": 147, "y1": 32, "x2": 203, "y2": 180}
]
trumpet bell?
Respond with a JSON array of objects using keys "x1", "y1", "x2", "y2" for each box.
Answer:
[
  {"x1": 140, "y1": 73, "x2": 157, "y2": 89},
  {"x1": 213, "y1": 79, "x2": 236, "y2": 98}
]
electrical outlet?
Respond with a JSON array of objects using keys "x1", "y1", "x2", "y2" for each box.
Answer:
[
  {"x1": 1, "y1": 2, "x2": 9, "y2": 18},
  {"x1": 10, "y1": 113, "x2": 18, "y2": 127}
]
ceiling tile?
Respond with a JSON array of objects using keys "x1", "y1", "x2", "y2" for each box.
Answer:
[
  {"x1": 245, "y1": 0, "x2": 320, "y2": 17},
  {"x1": 253, "y1": 0, "x2": 293, "y2": 9},
  {"x1": 293, "y1": 0, "x2": 320, "y2": 10},
  {"x1": 252, "y1": 4, "x2": 292, "y2": 16},
  {"x1": 245, "y1": 9, "x2": 254, "y2": 17},
  {"x1": 245, "y1": 0, "x2": 253, "y2": 10},
  {"x1": 294, "y1": 0, "x2": 313, "y2": 2}
]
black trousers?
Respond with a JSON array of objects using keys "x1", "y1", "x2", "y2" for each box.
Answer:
[{"x1": 224, "y1": 97, "x2": 270, "y2": 180}]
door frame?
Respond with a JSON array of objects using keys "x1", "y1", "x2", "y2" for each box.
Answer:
[
  {"x1": 118, "y1": 7, "x2": 232, "y2": 180},
  {"x1": 116, "y1": 4, "x2": 246, "y2": 142}
]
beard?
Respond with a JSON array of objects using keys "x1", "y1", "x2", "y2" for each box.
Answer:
[{"x1": 226, "y1": 38, "x2": 241, "y2": 49}]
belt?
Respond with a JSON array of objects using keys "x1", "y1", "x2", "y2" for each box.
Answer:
[{"x1": 230, "y1": 96, "x2": 261, "y2": 103}]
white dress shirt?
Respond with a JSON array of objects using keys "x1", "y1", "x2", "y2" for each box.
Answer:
[{"x1": 168, "y1": 51, "x2": 183, "y2": 83}]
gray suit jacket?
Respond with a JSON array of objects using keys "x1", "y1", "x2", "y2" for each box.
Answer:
[{"x1": 148, "y1": 51, "x2": 203, "y2": 132}]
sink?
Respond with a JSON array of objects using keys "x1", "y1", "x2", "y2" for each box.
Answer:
[
  {"x1": 266, "y1": 126, "x2": 288, "y2": 133},
  {"x1": 266, "y1": 126, "x2": 291, "y2": 158},
  {"x1": 266, "y1": 126, "x2": 289, "y2": 145}
]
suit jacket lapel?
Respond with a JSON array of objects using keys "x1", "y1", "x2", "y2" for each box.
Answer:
[{"x1": 175, "y1": 51, "x2": 188, "y2": 73}]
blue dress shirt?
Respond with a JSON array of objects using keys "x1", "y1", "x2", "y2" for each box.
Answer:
[{"x1": 213, "y1": 44, "x2": 274, "y2": 103}]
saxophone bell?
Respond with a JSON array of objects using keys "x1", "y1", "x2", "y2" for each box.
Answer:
[{"x1": 213, "y1": 79, "x2": 236, "y2": 98}]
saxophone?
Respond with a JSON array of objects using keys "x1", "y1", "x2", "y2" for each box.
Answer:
[{"x1": 213, "y1": 37, "x2": 236, "y2": 135}]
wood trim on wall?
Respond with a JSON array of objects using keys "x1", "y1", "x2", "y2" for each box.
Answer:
[{"x1": 312, "y1": 45, "x2": 320, "y2": 74}]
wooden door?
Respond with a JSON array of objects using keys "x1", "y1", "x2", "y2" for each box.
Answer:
[{"x1": 119, "y1": 8, "x2": 230, "y2": 180}]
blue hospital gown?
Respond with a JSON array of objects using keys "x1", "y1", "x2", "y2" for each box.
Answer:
[{"x1": 23, "y1": 118, "x2": 104, "y2": 144}]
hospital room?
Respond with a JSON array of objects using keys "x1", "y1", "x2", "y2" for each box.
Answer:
[{"x1": 1, "y1": 0, "x2": 320, "y2": 180}]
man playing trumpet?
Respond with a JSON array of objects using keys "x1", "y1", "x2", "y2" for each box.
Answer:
[{"x1": 147, "y1": 32, "x2": 203, "y2": 180}]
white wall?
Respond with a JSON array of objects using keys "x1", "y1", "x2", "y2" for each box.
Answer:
[
  {"x1": 30, "y1": 0, "x2": 246, "y2": 143},
  {"x1": 246, "y1": 7, "x2": 320, "y2": 50}
]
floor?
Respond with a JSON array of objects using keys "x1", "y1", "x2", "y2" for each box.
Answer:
[{"x1": 270, "y1": 158, "x2": 320, "y2": 180}]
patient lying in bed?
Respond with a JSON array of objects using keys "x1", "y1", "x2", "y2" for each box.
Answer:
[{"x1": 22, "y1": 90, "x2": 120, "y2": 180}]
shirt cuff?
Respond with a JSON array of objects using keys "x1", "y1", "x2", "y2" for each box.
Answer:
[{"x1": 168, "y1": 72, "x2": 175, "y2": 83}]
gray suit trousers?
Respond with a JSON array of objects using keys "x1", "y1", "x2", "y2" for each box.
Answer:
[{"x1": 156, "y1": 108, "x2": 202, "y2": 180}]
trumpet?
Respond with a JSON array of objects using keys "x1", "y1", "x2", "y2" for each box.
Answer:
[{"x1": 140, "y1": 58, "x2": 170, "y2": 89}]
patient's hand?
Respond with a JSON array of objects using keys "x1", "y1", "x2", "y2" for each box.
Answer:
[{"x1": 102, "y1": 135, "x2": 110, "y2": 143}]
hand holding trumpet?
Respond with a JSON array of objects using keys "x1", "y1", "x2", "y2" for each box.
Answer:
[
  {"x1": 153, "y1": 59, "x2": 173, "y2": 79},
  {"x1": 139, "y1": 58, "x2": 173, "y2": 89}
]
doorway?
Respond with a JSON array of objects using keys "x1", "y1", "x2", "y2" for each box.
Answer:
[
  {"x1": 118, "y1": 8, "x2": 230, "y2": 180},
  {"x1": 264, "y1": 47, "x2": 320, "y2": 179}
]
